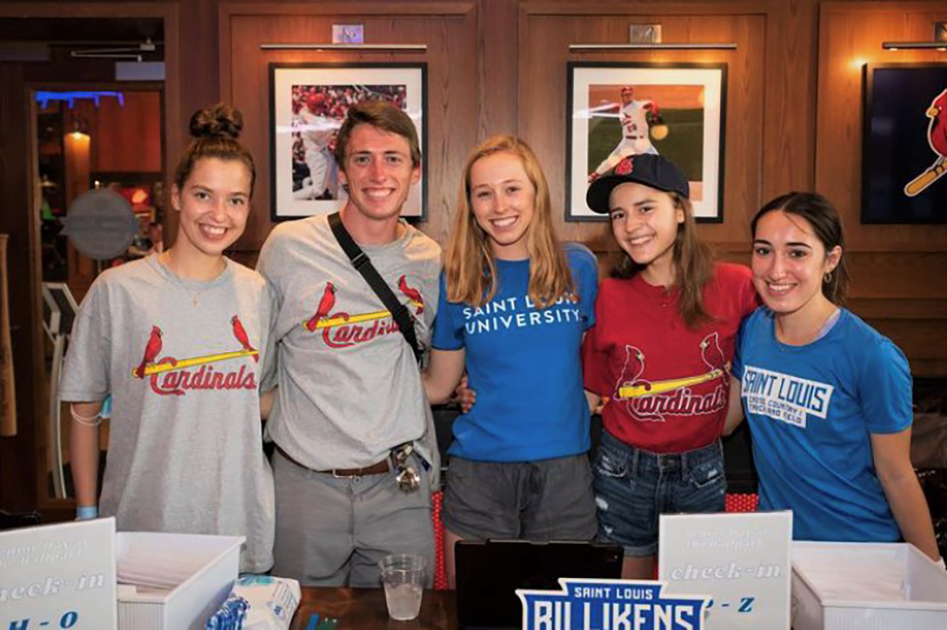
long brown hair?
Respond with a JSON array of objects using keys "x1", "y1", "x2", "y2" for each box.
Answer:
[
  {"x1": 612, "y1": 192, "x2": 715, "y2": 328},
  {"x1": 445, "y1": 136, "x2": 574, "y2": 308}
]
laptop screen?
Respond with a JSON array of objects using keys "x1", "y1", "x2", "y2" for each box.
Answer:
[{"x1": 455, "y1": 539, "x2": 623, "y2": 629}]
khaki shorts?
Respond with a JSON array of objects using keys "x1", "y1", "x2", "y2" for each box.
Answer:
[{"x1": 443, "y1": 454, "x2": 597, "y2": 540}]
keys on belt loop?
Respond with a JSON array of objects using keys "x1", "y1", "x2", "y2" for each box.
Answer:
[{"x1": 392, "y1": 443, "x2": 421, "y2": 493}]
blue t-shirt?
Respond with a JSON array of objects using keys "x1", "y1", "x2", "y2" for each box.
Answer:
[
  {"x1": 733, "y1": 307, "x2": 911, "y2": 543},
  {"x1": 432, "y1": 243, "x2": 598, "y2": 461}
]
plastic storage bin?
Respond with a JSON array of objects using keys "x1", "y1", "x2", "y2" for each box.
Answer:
[
  {"x1": 791, "y1": 541, "x2": 947, "y2": 630},
  {"x1": 115, "y1": 532, "x2": 244, "y2": 630}
]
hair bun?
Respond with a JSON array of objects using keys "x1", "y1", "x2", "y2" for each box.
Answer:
[{"x1": 189, "y1": 103, "x2": 243, "y2": 141}]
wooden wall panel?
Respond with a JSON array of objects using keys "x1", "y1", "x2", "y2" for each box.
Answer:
[
  {"x1": 478, "y1": 0, "x2": 519, "y2": 137},
  {"x1": 817, "y1": 1, "x2": 947, "y2": 250},
  {"x1": 816, "y1": 1, "x2": 947, "y2": 373},
  {"x1": 0, "y1": 62, "x2": 40, "y2": 512},
  {"x1": 92, "y1": 89, "x2": 163, "y2": 173},
  {"x1": 517, "y1": 3, "x2": 773, "y2": 253},
  {"x1": 219, "y1": 2, "x2": 479, "y2": 250},
  {"x1": 761, "y1": 0, "x2": 817, "y2": 199}
]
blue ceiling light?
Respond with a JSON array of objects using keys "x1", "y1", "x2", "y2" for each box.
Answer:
[{"x1": 35, "y1": 91, "x2": 125, "y2": 109}]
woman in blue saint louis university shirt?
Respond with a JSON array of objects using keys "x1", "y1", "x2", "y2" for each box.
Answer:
[{"x1": 422, "y1": 136, "x2": 599, "y2": 586}]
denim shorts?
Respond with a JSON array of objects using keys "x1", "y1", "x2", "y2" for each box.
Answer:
[
  {"x1": 443, "y1": 454, "x2": 598, "y2": 541},
  {"x1": 592, "y1": 431, "x2": 726, "y2": 557}
]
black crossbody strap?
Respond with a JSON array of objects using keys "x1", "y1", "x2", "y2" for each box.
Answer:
[{"x1": 328, "y1": 212, "x2": 423, "y2": 363}]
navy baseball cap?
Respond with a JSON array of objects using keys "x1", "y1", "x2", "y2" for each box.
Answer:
[{"x1": 586, "y1": 154, "x2": 690, "y2": 214}]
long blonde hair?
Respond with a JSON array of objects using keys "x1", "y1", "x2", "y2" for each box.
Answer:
[{"x1": 445, "y1": 135, "x2": 574, "y2": 308}]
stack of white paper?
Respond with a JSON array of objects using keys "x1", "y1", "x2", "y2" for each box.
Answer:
[
  {"x1": 792, "y1": 545, "x2": 906, "y2": 602},
  {"x1": 116, "y1": 531, "x2": 227, "y2": 590}
]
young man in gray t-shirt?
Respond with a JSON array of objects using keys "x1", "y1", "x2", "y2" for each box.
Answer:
[{"x1": 258, "y1": 101, "x2": 440, "y2": 587}]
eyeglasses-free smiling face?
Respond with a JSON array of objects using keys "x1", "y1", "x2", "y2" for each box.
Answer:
[
  {"x1": 338, "y1": 123, "x2": 420, "y2": 225},
  {"x1": 751, "y1": 209, "x2": 841, "y2": 318},
  {"x1": 608, "y1": 181, "x2": 683, "y2": 276},
  {"x1": 468, "y1": 151, "x2": 536, "y2": 260},
  {"x1": 171, "y1": 157, "x2": 252, "y2": 260}
]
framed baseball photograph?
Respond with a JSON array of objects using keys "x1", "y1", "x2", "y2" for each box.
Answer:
[
  {"x1": 566, "y1": 62, "x2": 727, "y2": 222},
  {"x1": 862, "y1": 63, "x2": 947, "y2": 224},
  {"x1": 269, "y1": 62, "x2": 427, "y2": 221}
]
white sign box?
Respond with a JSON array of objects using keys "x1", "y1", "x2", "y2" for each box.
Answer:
[
  {"x1": 0, "y1": 518, "x2": 117, "y2": 630},
  {"x1": 658, "y1": 511, "x2": 792, "y2": 630}
]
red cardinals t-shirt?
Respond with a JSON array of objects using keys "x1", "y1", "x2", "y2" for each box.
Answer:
[{"x1": 582, "y1": 263, "x2": 758, "y2": 453}]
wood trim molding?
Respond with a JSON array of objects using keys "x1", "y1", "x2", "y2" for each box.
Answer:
[
  {"x1": 0, "y1": 2, "x2": 173, "y2": 18},
  {"x1": 218, "y1": 1, "x2": 476, "y2": 115},
  {"x1": 822, "y1": 1, "x2": 947, "y2": 15},
  {"x1": 847, "y1": 298, "x2": 947, "y2": 319},
  {"x1": 218, "y1": 2, "x2": 476, "y2": 18},
  {"x1": 522, "y1": 1, "x2": 777, "y2": 17}
]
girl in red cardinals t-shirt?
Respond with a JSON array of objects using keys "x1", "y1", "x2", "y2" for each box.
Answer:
[{"x1": 581, "y1": 153, "x2": 758, "y2": 578}]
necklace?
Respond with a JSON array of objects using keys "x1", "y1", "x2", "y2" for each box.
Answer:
[{"x1": 158, "y1": 250, "x2": 219, "y2": 306}]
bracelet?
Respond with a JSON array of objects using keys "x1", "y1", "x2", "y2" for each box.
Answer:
[
  {"x1": 76, "y1": 505, "x2": 98, "y2": 520},
  {"x1": 70, "y1": 405, "x2": 103, "y2": 427}
]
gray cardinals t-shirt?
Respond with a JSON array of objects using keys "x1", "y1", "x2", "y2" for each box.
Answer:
[
  {"x1": 60, "y1": 255, "x2": 275, "y2": 573},
  {"x1": 257, "y1": 214, "x2": 440, "y2": 471}
]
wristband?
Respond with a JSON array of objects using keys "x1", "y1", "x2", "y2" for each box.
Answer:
[
  {"x1": 76, "y1": 505, "x2": 98, "y2": 520},
  {"x1": 937, "y1": 557, "x2": 946, "y2": 571}
]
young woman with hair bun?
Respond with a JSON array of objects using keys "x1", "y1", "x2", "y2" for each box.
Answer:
[{"x1": 61, "y1": 103, "x2": 276, "y2": 572}]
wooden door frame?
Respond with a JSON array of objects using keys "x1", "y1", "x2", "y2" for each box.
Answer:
[
  {"x1": 27, "y1": 81, "x2": 166, "y2": 515},
  {"x1": 0, "y1": 2, "x2": 179, "y2": 523}
]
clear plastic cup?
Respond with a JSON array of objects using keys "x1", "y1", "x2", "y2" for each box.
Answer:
[{"x1": 379, "y1": 553, "x2": 425, "y2": 621}]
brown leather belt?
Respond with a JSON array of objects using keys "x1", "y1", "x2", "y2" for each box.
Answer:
[{"x1": 276, "y1": 445, "x2": 390, "y2": 478}]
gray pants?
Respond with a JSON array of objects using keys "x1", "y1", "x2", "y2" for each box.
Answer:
[{"x1": 271, "y1": 449, "x2": 434, "y2": 587}]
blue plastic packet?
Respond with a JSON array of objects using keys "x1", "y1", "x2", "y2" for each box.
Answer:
[{"x1": 205, "y1": 595, "x2": 249, "y2": 629}]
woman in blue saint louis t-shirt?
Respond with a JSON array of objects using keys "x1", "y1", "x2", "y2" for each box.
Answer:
[
  {"x1": 727, "y1": 191, "x2": 940, "y2": 564},
  {"x1": 422, "y1": 136, "x2": 599, "y2": 587}
]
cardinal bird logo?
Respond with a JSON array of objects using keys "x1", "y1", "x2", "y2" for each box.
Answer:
[
  {"x1": 398, "y1": 275, "x2": 424, "y2": 315},
  {"x1": 614, "y1": 345, "x2": 664, "y2": 422},
  {"x1": 231, "y1": 315, "x2": 258, "y2": 362},
  {"x1": 613, "y1": 333, "x2": 728, "y2": 422},
  {"x1": 905, "y1": 88, "x2": 947, "y2": 197},
  {"x1": 699, "y1": 332, "x2": 726, "y2": 373},
  {"x1": 130, "y1": 318, "x2": 262, "y2": 388},
  {"x1": 134, "y1": 325, "x2": 163, "y2": 379},
  {"x1": 306, "y1": 282, "x2": 337, "y2": 332}
]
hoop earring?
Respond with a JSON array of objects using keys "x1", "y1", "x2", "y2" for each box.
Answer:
[{"x1": 823, "y1": 271, "x2": 833, "y2": 284}]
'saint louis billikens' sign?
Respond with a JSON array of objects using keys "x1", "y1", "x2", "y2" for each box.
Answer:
[{"x1": 517, "y1": 579, "x2": 711, "y2": 630}]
